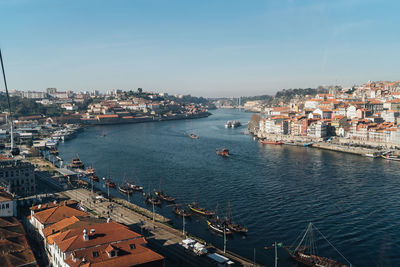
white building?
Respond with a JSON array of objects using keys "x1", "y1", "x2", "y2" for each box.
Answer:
[{"x1": 0, "y1": 190, "x2": 17, "y2": 217}]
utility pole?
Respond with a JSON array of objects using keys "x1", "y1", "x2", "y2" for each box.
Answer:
[
  {"x1": 182, "y1": 214, "x2": 185, "y2": 236},
  {"x1": 223, "y1": 226, "x2": 226, "y2": 254},
  {"x1": 152, "y1": 202, "x2": 155, "y2": 222}
]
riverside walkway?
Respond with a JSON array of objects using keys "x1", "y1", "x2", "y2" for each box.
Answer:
[{"x1": 62, "y1": 188, "x2": 260, "y2": 267}]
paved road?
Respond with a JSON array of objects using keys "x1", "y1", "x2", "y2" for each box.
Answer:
[{"x1": 62, "y1": 188, "x2": 258, "y2": 267}]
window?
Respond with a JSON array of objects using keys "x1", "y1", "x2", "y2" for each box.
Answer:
[
  {"x1": 129, "y1": 244, "x2": 136, "y2": 249},
  {"x1": 109, "y1": 250, "x2": 116, "y2": 257},
  {"x1": 93, "y1": 251, "x2": 99, "y2": 258}
]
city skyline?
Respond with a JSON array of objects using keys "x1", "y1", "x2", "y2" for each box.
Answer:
[{"x1": 1, "y1": 0, "x2": 399, "y2": 97}]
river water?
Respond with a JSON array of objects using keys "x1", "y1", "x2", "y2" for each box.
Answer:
[{"x1": 58, "y1": 109, "x2": 400, "y2": 266}]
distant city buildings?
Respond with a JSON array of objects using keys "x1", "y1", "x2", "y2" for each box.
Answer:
[{"x1": 252, "y1": 80, "x2": 400, "y2": 148}]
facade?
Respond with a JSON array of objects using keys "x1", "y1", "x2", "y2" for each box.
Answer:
[
  {"x1": 0, "y1": 160, "x2": 36, "y2": 197},
  {"x1": 0, "y1": 189, "x2": 17, "y2": 217}
]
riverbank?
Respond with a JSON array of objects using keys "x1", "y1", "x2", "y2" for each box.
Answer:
[
  {"x1": 62, "y1": 188, "x2": 261, "y2": 267},
  {"x1": 249, "y1": 128, "x2": 387, "y2": 157}
]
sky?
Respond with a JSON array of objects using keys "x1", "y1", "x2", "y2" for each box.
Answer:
[{"x1": 0, "y1": 0, "x2": 399, "y2": 97}]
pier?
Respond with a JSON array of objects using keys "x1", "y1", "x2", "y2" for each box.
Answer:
[{"x1": 62, "y1": 188, "x2": 261, "y2": 267}]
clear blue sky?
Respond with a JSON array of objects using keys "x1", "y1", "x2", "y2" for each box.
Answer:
[{"x1": 1, "y1": 0, "x2": 399, "y2": 97}]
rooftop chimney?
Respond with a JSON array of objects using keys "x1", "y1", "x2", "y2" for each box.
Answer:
[{"x1": 83, "y1": 229, "x2": 89, "y2": 241}]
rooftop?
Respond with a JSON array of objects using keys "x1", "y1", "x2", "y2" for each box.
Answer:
[
  {"x1": 33, "y1": 205, "x2": 87, "y2": 226},
  {"x1": 0, "y1": 217, "x2": 37, "y2": 267}
]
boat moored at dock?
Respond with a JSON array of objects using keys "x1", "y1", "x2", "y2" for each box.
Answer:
[
  {"x1": 173, "y1": 207, "x2": 191, "y2": 217},
  {"x1": 207, "y1": 218, "x2": 232, "y2": 235},
  {"x1": 118, "y1": 184, "x2": 133, "y2": 195},
  {"x1": 145, "y1": 194, "x2": 162, "y2": 206},
  {"x1": 283, "y1": 222, "x2": 352, "y2": 267},
  {"x1": 155, "y1": 190, "x2": 175, "y2": 202},
  {"x1": 259, "y1": 139, "x2": 283, "y2": 145},
  {"x1": 105, "y1": 179, "x2": 116, "y2": 188},
  {"x1": 188, "y1": 202, "x2": 215, "y2": 216}
]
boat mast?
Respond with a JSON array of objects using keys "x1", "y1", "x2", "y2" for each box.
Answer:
[
  {"x1": 295, "y1": 222, "x2": 311, "y2": 252},
  {"x1": 274, "y1": 241, "x2": 278, "y2": 267},
  {"x1": 0, "y1": 49, "x2": 14, "y2": 152},
  {"x1": 182, "y1": 213, "x2": 185, "y2": 236},
  {"x1": 223, "y1": 225, "x2": 226, "y2": 253},
  {"x1": 227, "y1": 201, "x2": 231, "y2": 221}
]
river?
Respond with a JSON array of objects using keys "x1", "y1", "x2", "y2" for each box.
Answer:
[{"x1": 58, "y1": 108, "x2": 400, "y2": 266}]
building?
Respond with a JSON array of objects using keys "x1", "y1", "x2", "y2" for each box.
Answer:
[
  {"x1": 0, "y1": 189, "x2": 17, "y2": 217},
  {"x1": 46, "y1": 221, "x2": 164, "y2": 267},
  {"x1": 0, "y1": 160, "x2": 36, "y2": 197},
  {"x1": 0, "y1": 217, "x2": 37, "y2": 267},
  {"x1": 30, "y1": 205, "x2": 87, "y2": 238}
]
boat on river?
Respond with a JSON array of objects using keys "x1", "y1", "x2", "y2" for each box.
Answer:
[
  {"x1": 189, "y1": 133, "x2": 199, "y2": 139},
  {"x1": 216, "y1": 148, "x2": 229, "y2": 157},
  {"x1": 284, "y1": 222, "x2": 351, "y2": 267},
  {"x1": 127, "y1": 182, "x2": 143, "y2": 191},
  {"x1": 145, "y1": 194, "x2": 161, "y2": 206},
  {"x1": 207, "y1": 218, "x2": 232, "y2": 235},
  {"x1": 89, "y1": 174, "x2": 99, "y2": 182},
  {"x1": 105, "y1": 179, "x2": 116, "y2": 188},
  {"x1": 173, "y1": 207, "x2": 191, "y2": 217},
  {"x1": 155, "y1": 190, "x2": 175, "y2": 202},
  {"x1": 231, "y1": 120, "x2": 241, "y2": 128},
  {"x1": 188, "y1": 202, "x2": 215, "y2": 216},
  {"x1": 259, "y1": 139, "x2": 283, "y2": 145},
  {"x1": 118, "y1": 184, "x2": 133, "y2": 195},
  {"x1": 225, "y1": 202, "x2": 248, "y2": 233}
]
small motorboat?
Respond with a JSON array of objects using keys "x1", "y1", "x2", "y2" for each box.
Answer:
[{"x1": 216, "y1": 148, "x2": 229, "y2": 157}]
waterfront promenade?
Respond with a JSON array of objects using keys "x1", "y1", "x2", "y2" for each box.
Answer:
[{"x1": 62, "y1": 188, "x2": 259, "y2": 267}]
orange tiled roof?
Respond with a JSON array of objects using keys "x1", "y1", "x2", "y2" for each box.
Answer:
[
  {"x1": 50, "y1": 222, "x2": 140, "y2": 253},
  {"x1": 33, "y1": 206, "x2": 87, "y2": 226},
  {"x1": 65, "y1": 237, "x2": 164, "y2": 267}
]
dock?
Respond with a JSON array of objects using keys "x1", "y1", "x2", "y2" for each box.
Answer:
[{"x1": 61, "y1": 188, "x2": 262, "y2": 267}]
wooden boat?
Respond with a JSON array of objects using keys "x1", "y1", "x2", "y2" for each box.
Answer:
[
  {"x1": 173, "y1": 207, "x2": 191, "y2": 217},
  {"x1": 285, "y1": 222, "x2": 351, "y2": 267},
  {"x1": 155, "y1": 191, "x2": 175, "y2": 202},
  {"x1": 189, "y1": 133, "x2": 199, "y2": 139},
  {"x1": 127, "y1": 182, "x2": 143, "y2": 192},
  {"x1": 105, "y1": 179, "x2": 116, "y2": 188},
  {"x1": 225, "y1": 201, "x2": 248, "y2": 233},
  {"x1": 118, "y1": 185, "x2": 133, "y2": 195},
  {"x1": 145, "y1": 194, "x2": 161, "y2": 206},
  {"x1": 226, "y1": 220, "x2": 248, "y2": 233},
  {"x1": 207, "y1": 218, "x2": 232, "y2": 235},
  {"x1": 259, "y1": 139, "x2": 283, "y2": 145},
  {"x1": 216, "y1": 148, "x2": 229, "y2": 157},
  {"x1": 188, "y1": 202, "x2": 215, "y2": 216}
]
